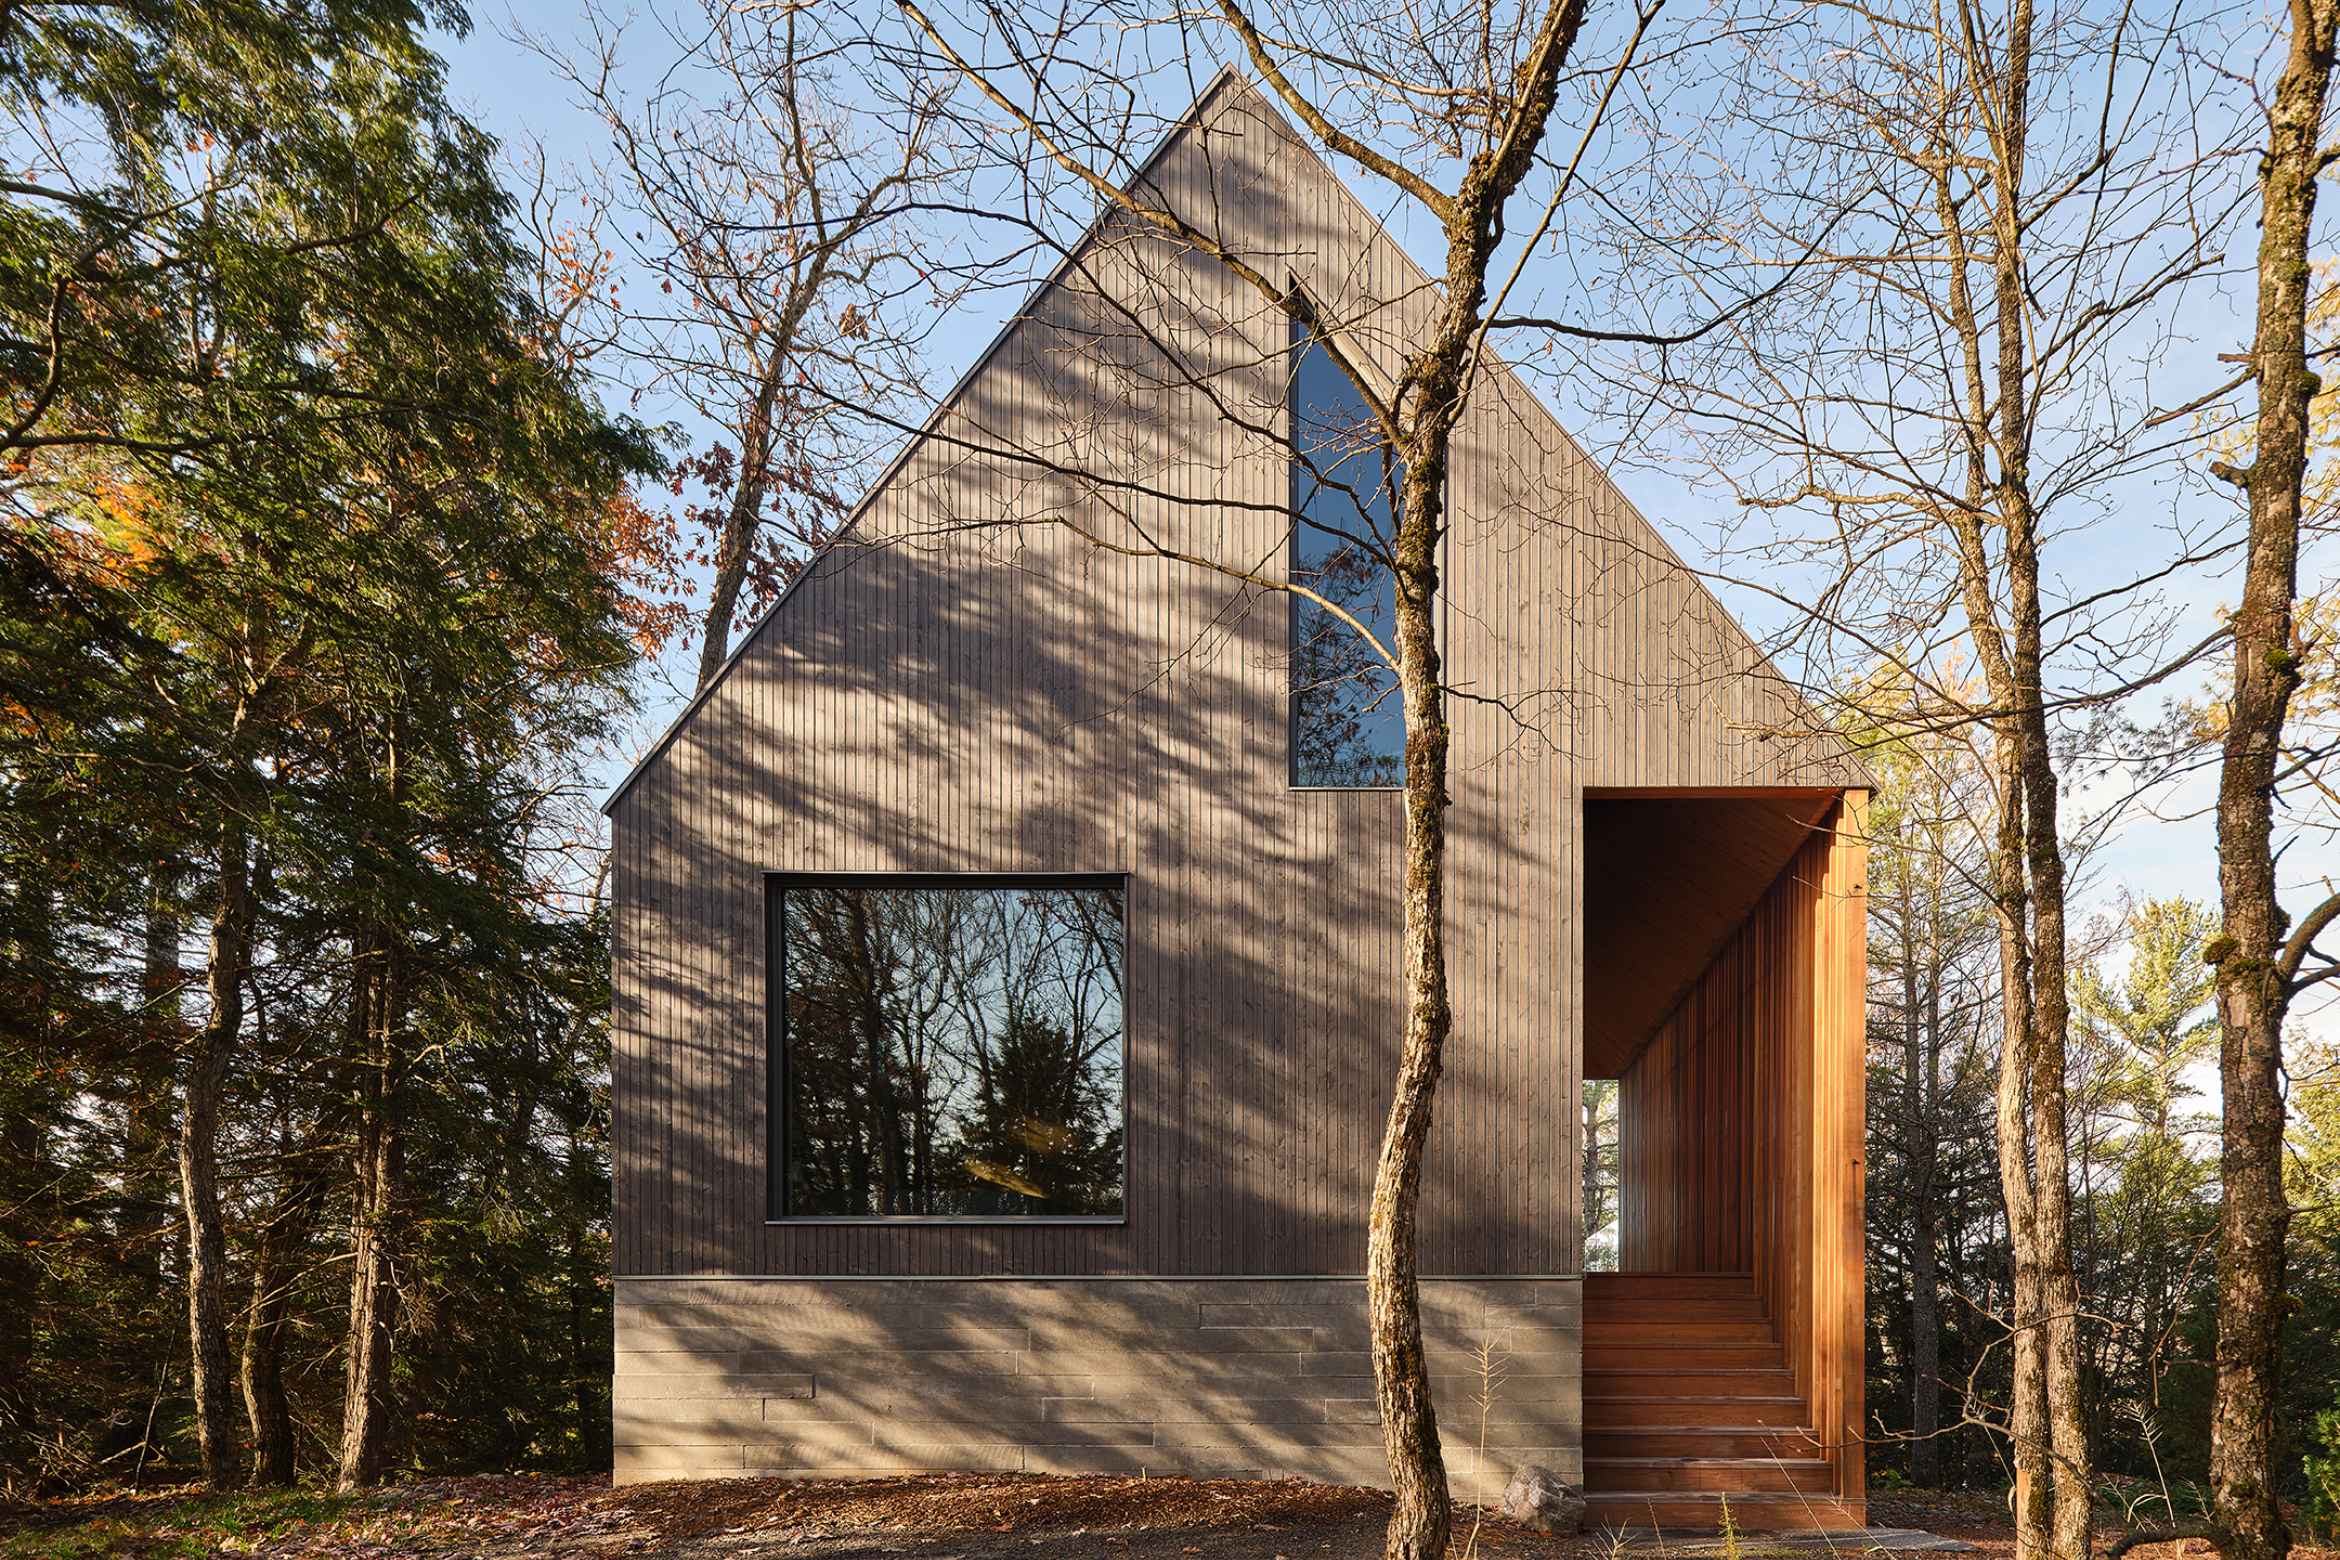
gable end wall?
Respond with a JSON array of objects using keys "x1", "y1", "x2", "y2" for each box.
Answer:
[{"x1": 607, "y1": 79, "x2": 1863, "y2": 1285}]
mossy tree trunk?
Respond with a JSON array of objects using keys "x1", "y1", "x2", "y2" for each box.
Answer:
[{"x1": 2209, "y1": 7, "x2": 2340, "y2": 1557}]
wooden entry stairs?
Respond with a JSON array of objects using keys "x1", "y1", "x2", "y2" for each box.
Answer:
[{"x1": 1583, "y1": 1273, "x2": 1859, "y2": 1530}]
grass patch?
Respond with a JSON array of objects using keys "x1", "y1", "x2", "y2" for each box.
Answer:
[{"x1": 0, "y1": 1485, "x2": 369, "y2": 1558}]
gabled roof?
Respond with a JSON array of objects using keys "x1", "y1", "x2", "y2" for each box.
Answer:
[{"x1": 604, "y1": 69, "x2": 1865, "y2": 815}]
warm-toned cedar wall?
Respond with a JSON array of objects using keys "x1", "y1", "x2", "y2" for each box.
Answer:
[
  {"x1": 1614, "y1": 796, "x2": 1868, "y2": 1502},
  {"x1": 1614, "y1": 953, "x2": 1754, "y2": 1273},
  {"x1": 607, "y1": 74, "x2": 1869, "y2": 1281}
]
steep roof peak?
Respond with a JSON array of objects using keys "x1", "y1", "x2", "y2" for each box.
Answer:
[{"x1": 604, "y1": 69, "x2": 1865, "y2": 814}]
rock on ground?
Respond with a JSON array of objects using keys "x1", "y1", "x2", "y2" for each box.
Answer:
[{"x1": 1499, "y1": 1465, "x2": 1588, "y2": 1535}]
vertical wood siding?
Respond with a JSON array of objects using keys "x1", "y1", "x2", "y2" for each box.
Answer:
[
  {"x1": 1615, "y1": 797, "x2": 1869, "y2": 1502},
  {"x1": 609, "y1": 75, "x2": 1866, "y2": 1281}
]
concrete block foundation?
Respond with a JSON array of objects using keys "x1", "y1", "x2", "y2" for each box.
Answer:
[{"x1": 612, "y1": 1276, "x2": 1583, "y2": 1501}]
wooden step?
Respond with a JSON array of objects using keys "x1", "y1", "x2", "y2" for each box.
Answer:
[
  {"x1": 1587, "y1": 1426, "x2": 1824, "y2": 1460},
  {"x1": 1586, "y1": 1367, "x2": 1797, "y2": 1397},
  {"x1": 1582, "y1": 1274, "x2": 1759, "y2": 1300},
  {"x1": 1583, "y1": 1491, "x2": 1865, "y2": 1532},
  {"x1": 1585, "y1": 1343, "x2": 1786, "y2": 1371},
  {"x1": 1584, "y1": 1394, "x2": 1809, "y2": 1428},
  {"x1": 1582, "y1": 1320, "x2": 1779, "y2": 1344},
  {"x1": 1584, "y1": 1456, "x2": 1835, "y2": 1494}
]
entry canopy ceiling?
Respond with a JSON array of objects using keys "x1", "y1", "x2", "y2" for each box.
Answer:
[{"x1": 1582, "y1": 789, "x2": 1843, "y2": 1078}]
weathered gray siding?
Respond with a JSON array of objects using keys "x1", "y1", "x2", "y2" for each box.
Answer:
[
  {"x1": 608, "y1": 74, "x2": 1864, "y2": 1281},
  {"x1": 612, "y1": 1276, "x2": 1580, "y2": 1498}
]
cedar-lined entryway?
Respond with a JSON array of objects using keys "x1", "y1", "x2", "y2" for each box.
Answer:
[{"x1": 1581, "y1": 791, "x2": 1869, "y2": 1530}]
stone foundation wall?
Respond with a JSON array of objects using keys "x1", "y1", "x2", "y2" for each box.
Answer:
[{"x1": 613, "y1": 1277, "x2": 1582, "y2": 1500}]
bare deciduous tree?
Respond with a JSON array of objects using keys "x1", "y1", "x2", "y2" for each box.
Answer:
[
  {"x1": 534, "y1": 0, "x2": 952, "y2": 692},
  {"x1": 822, "y1": 1, "x2": 1682, "y2": 1547},
  {"x1": 2206, "y1": 5, "x2": 2340, "y2": 1558},
  {"x1": 1564, "y1": 0, "x2": 2258, "y2": 1549}
]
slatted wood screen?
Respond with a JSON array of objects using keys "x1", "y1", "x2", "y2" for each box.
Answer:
[{"x1": 1614, "y1": 795, "x2": 1867, "y2": 1503}]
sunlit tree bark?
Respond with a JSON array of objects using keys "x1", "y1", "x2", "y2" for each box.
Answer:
[
  {"x1": 875, "y1": 0, "x2": 1627, "y2": 1541},
  {"x1": 2208, "y1": 5, "x2": 2340, "y2": 1556},
  {"x1": 180, "y1": 818, "x2": 251, "y2": 1488}
]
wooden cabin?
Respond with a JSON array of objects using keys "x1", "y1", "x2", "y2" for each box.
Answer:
[{"x1": 603, "y1": 71, "x2": 1871, "y2": 1530}]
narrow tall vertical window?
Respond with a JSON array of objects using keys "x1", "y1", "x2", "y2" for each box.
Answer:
[
  {"x1": 771, "y1": 875, "x2": 1127, "y2": 1220},
  {"x1": 1289, "y1": 320, "x2": 1406, "y2": 787},
  {"x1": 1583, "y1": 1078, "x2": 1620, "y2": 1271}
]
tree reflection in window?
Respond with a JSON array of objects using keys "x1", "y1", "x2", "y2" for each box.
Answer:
[
  {"x1": 775, "y1": 877, "x2": 1126, "y2": 1217},
  {"x1": 1289, "y1": 320, "x2": 1406, "y2": 787}
]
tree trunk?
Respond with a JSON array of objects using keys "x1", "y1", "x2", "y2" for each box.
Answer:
[
  {"x1": 1949, "y1": 481, "x2": 2057, "y2": 1556},
  {"x1": 1925, "y1": 0, "x2": 2094, "y2": 1535},
  {"x1": 1350, "y1": 8, "x2": 1585, "y2": 1546},
  {"x1": 1369, "y1": 538, "x2": 1453, "y2": 1560},
  {"x1": 337, "y1": 1103, "x2": 402, "y2": 1489},
  {"x1": 692, "y1": 355, "x2": 786, "y2": 693},
  {"x1": 1984, "y1": 0, "x2": 2095, "y2": 1523},
  {"x1": 568, "y1": 1214, "x2": 601, "y2": 1467},
  {"x1": 240, "y1": 1247, "x2": 302, "y2": 1485},
  {"x1": 337, "y1": 940, "x2": 405, "y2": 1490},
  {"x1": 2207, "y1": 5, "x2": 2338, "y2": 1556},
  {"x1": 128, "y1": 871, "x2": 182, "y2": 1285},
  {"x1": 242, "y1": 1115, "x2": 333, "y2": 1486},
  {"x1": 2008, "y1": 512, "x2": 2094, "y2": 1560},
  {"x1": 2, "y1": 878, "x2": 58, "y2": 1459},
  {"x1": 180, "y1": 821, "x2": 252, "y2": 1489},
  {"x1": 1988, "y1": 748, "x2": 2054, "y2": 1560},
  {"x1": 1905, "y1": 911, "x2": 1943, "y2": 1488},
  {"x1": 845, "y1": 894, "x2": 909, "y2": 1212},
  {"x1": 0, "y1": 1091, "x2": 41, "y2": 1440}
]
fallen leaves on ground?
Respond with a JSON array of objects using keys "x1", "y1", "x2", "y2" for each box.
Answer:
[
  {"x1": 0, "y1": 1472, "x2": 1534, "y2": 1559},
  {"x1": 10, "y1": 1474, "x2": 2326, "y2": 1560}
]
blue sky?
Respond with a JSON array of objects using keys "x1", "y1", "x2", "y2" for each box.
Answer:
[{"x1": 444, "y1": 0, "x2": 2332, "y2": 1031}]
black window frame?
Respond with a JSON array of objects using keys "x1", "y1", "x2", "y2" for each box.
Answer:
[
  {"x1": 763, "y1": 869, "x2": 1133, "y2": 1226},
  {"x1": 1285, "y1": 308, "x2": 1412, "y2": 792}
]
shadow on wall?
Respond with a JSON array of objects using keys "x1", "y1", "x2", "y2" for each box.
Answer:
[
  {"x1": 608, "y1": 1273, "x2": 1583, "y2": 1501},
  {"x1": 614, "y1": 514, "x2": 1570, "y2": 1280},
  {"x1": 605, "y1": 81, "x2": 1863, "y2": 1284}
]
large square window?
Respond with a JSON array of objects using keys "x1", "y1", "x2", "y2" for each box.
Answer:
[
  {"x1": 769, "y1": 874, "x2": 1127, "y2": 1220},
  {"x1": 1289, "y1": 319, "x2": 1407, "y2": 787}
]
